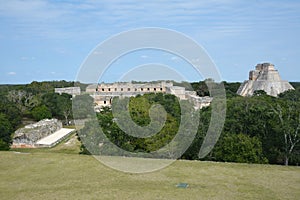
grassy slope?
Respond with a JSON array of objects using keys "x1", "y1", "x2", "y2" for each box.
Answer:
[{"x1": 0, "y1": 150, "x2": 299, "y2": 200}]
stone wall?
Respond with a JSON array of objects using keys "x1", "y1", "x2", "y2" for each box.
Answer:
[
  {"x1": 97, "y1": 81, "x2": 173, "y2": 94},
  {"x1": 12, "y1": 119, "x2": 62, "y2": 147},
  {"x1": 87, "y1": 81, "x2": 212, "y2": 110},
  {"x1": 54, "y1": 87, "x2": 80, "y2": 96}
]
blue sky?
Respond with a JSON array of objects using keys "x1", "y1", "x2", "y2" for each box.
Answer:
[{"x1": 0, "y1": 0, "x2": 299, "y2": 84}]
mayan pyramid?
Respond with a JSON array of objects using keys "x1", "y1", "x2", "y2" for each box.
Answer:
[{"x1": 237, "y1": 63, "x2": 294, "y2": 97}]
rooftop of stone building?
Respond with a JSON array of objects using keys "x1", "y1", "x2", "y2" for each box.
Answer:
[{"x1": 255, "y1": 62, "x2": 275, "y2": 71}]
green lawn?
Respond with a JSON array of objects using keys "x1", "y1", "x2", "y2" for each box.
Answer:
[{"x1": 0, "y1": 150, "x2": 299, "y2": 200}]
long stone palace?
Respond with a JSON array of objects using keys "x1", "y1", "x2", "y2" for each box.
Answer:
[{"x1": 85, "y1": 81, "x2": 212, "y2": 110}]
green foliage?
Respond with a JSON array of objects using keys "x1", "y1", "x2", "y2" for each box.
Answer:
[
  {"x1": 253, "y1": 90, "x2": 268, "y2": 96},
  {"x1": 0, "y1": 139, "x2": 10, "y2": 150},
  {"x1": 129, "y1": 95, "x2": 152, "y2": 126},
  {"x1": 78, "y1": 88, "x2": 300, "y2": 165},
  {"x1": 31, "y1": 105, "x2": 52, "y2": 121},
  {"x1": 278, "y1": 88, "x2": 300, "y2": 101},
  {"x1": 1, "y1": 80, "x2": 299, "y2": 165},
  {"x1": 25, "y1": 80, "x2": 76, "y2": 94},
  {"x1": 0, "y1": 97, "x2": 21, "y2": 129},
  {"x1": 41, "y1": 92, "x2": 72, "y2": 121},
  {"x1": 191, "y1": 81, "x2": 241, "y2": 98},
  {"x1": 269, "y1": 99, "x2": 300, "y2": 165},
  {"x1": 0, "y1": 96, "x2": 21, "y2": 150},
  {"x1": 182, "y1": 106, "x2": 211, "y2": 160},
  {"x1": 191, "y1": 81, "x2": 209, "y2": 96},
  {"x1": 72, "y1": 94, "x2": 94, "y2": 119},
  {"x1": 223, "y1": 81, "x2": 241, "y2": 98},
  {"x1": 0, "y1": 113, "x2": 13, "y2": 150},
  {"x1": 79, "y1": 93, "x2": 181, "y2": 156},
  {"x1": 213, "y1": 133, "x2": 268, "y2": 163},
  {"x1": 223, "y1": 96, "x2": 272, "y2": 137}
]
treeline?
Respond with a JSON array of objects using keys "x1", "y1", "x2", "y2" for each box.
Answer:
[
  {"x1": 79, "y1": 82, "x2": 300, "y2": 166},
  {"x1": 1, "y1": 80, "x2": 299, "y2": 166}
]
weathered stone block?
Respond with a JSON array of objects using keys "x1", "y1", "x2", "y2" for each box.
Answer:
[{"x1": 13, "y1": 119, "x2": 62, "y2": 146}]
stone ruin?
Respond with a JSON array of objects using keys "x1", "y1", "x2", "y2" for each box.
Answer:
[
  {"x1": 86, "y1": 81, "x2": 213, "y2": 110},
  {"x1": 54, "y1": 87, "x2": 81, "y2": 97},
  {"x1": 237, "y1": 63, "x2": 294, "y2": 97},
  {"x1": 12, "y1": 119, "x2": 62, "y2": 147}
]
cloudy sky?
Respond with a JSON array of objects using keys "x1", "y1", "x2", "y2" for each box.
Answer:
[{"x1": 0, "y1": 0, "x2": 299, "y2": 84}]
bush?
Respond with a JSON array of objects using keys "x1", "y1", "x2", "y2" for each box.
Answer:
[
  {"x1": 213, "y1": 133, "x2": 268, "y2": 164},
  {"x1": 31, "y1": 105, "x2": 52, "y2": 121}
]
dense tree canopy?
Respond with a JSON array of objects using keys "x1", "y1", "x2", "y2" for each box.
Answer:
[
  {"x1": 1, "y1": 80, "x2": 299, "y2": 166},
  {"x1": 0, "y1": 96, "x2": 22, "y2": 150},
  {"x1": 31, "y1": 105, "x2": 52, "y2": 121},
  {"x1": 79, "y1": 84, "x2": 300, "y2": 165},
  {"x1": 0, "y1": 113, "x2": 13, "y2": 150}
]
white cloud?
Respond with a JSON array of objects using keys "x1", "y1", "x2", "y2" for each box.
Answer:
[
  {"x1": 0, "y1": 0, "x2": 244, "y2": 40},
  {"x1": 20, "y1": 56, "x2": 35, "y2": 60},
  {"x1": 8, "y1": 72, "x2": 16, "y2": 75},
  {"x1": 93, "y1": 51, "x2": 103, "y2": 55},
  {"x1": 1, "y1": 0, "x2": 299, "y2": 41},
  {"x1": 171, "y1": 56, "x2": 180, "y2": 61}
]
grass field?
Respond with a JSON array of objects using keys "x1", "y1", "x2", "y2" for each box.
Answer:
[{"x1": 1, "y1": 135, "x2": 299, "y2": 200}]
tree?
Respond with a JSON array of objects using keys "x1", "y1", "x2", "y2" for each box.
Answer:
[
  {"x1": 278, "y1": 89, "x2": 300, "y2": 102},
  {"x1": 6, "y1": 90, "x2": 41, "y2": 114},
  {"x1": 62, "y1": 103, "x2": 72, "y2": 125},
  {"x1": 213, "y1": 133, "x2": 268, "y2": 163},
  {"x1": 31, "y1": 105, "x2": 52, "y2": 121},
  {"x1": 253, "y1": 90, "x2": 267, "y2": 96},
  {"x1": 270, "y1": 101, "x2": 300, "y2": 166},
  {"x1": 223, "y1": 81, "x2": 241, "y2": 98},
  {"x1": 0, "y1": 97, "x2": 22, "y2": 129},
  {"x1": 223, "y1": 96, "x2": 271, "y2": 137},
  {"x1": 72, "y1": 94, "x2": 94, "y2": 119},
  {"x1": 191, "y1": 81, "x2": 209, "y2": 97},
  {"x1": 56, "y1": 93, "x2": 72, "y2": 124},
  {"x1": 42, "y1": 92, "x2": 72, "y2": 121},
  {"x1": 0, "y1": 113, "x2": 13, "y2": 150}
]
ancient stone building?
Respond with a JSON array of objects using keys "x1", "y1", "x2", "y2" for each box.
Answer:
[
  {"x1": 85, "y1": 84, "x2": 98, "y2": 93},
  {"x1": 237, "y1": 63, "x2": 294, "y2": 97},
  {"x1": 12, "y1": 119, "x2": 62, "y2": 148},
  {"x1": 54, "y1": 87, "x2": 80, "y2": 97},
  {"x1": 86, "y1": 81, "x2": 212, "y2": 110}
]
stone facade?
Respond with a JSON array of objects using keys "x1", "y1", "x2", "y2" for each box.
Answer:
[
  {"x1": 12, "y1": 119, "x2": 62, "y2": 148},
  {"x1": 165, "y1": 86, "x2": 187, "y2": 100},
  {"x1": 85, "y1": 84, "x2": 98, "y2": 93},
  {"x1": 86, "y1": 81, "x2": 213, "y2": 110},
  {"x1": 237, "y1": 63, "x2": 294, "y2": 97},
  {"x1": 55, "y1": 87, "x2": 80, "y2": 97},
  {"x1": 187, "y1": 95, "x2": 213, "y2": 110}
]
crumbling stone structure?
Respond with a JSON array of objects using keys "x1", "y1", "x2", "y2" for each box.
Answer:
[
  {"x1": 12, "y1": 119, "x2": 62, "y2": 148},
  {"x1": 237, "y1": 63, "x2": 294, "y2": 97},
  {"x1": 55, "y1": 87, "x2": 80, "y2": 97}
]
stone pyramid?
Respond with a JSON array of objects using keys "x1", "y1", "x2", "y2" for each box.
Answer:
[{"x1": 237, "y1": 63, "x2": 294, "y2": 97}]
